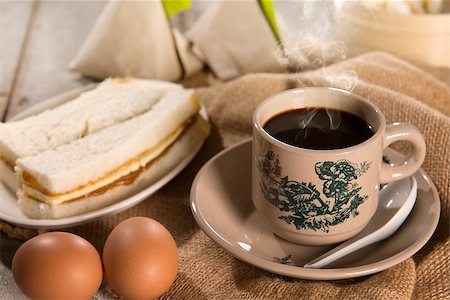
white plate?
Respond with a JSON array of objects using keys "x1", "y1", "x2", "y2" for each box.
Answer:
[
  {"x1": 190, "y1": 139, "x2": 441, "y2": 280},
  {"x1": 0, "y1": 85, "x2": 208, "y2": 229}
]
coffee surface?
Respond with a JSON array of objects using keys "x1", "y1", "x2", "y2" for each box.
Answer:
[{"x1": 263, "y1": 107, "x2": 374, "y2": 150}]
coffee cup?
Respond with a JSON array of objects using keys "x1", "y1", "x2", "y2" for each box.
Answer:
[{"x1": 252, "y1": 87, "x2": 426, "y2": 246}]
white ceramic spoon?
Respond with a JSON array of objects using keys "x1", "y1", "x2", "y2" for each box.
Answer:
[{"x1": 304, "y1": 176, "x2": 418, "y2": 269}]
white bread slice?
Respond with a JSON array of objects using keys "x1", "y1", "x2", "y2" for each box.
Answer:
[
  {"x1": 17, "y1": 115, "x2": 211, "y2": 219},
  {"x1": 20, "y1": 122, "x2": 185, "y2": 204},
  {"x1": 0, "y1": 77, "x2": 180, "y2": 167},
  {"x1": 15, "y1": 89, "x2": 200, "y2": 196}
]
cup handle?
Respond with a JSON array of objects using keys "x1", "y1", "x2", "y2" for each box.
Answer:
[{"x1": 380, "y1": 123, "x2": 426, "y2": 184}]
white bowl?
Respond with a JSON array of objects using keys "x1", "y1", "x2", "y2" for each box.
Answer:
[{"x1": 335, "y1": 4, "x2": 450, "y2": 68}]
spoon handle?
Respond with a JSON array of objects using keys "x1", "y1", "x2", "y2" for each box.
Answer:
[
  {"x1": 304, "y1": 177, "x2": 417, "y2": 269},
  {"x1": 303, "y1": 234, "x2": 374, "y2": 269}
]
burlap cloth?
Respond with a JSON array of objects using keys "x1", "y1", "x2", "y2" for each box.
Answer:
[{"x1": 1, "y1": 52, "x2": 449, "y2": 299}]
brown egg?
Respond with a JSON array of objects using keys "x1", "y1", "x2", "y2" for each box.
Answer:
[
  {"x1": 103, "y1": 217, "x2": 178, "y2": 300},
  {"x1": 12, "y1": 232, "x2": 102, "y2": 300}
]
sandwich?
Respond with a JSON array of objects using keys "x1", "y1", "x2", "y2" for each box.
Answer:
[
  {"x1": 0, "y1": 77, "x2": 181, "y2": 191},
  {"x1": 14, "y1": 88, "x2": 210, "y2": 219}
]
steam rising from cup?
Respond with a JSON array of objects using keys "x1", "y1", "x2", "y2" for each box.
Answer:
[
  {"x1": 273, "y1": 0, "x2": 358, "y2": 136},
  {"x1": 294, "y1": 108, "x2": 342, "y2": 143},
  {"x1": 274, "y1": 0, "x2": 358, "y2": 92}
]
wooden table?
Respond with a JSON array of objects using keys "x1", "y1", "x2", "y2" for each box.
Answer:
[
  {"x1": 1, "y1": 1, "x2": 108, "y2": 298},
  {"x1": 0, "y1": 0, "x2": 106, "y2": 122}
]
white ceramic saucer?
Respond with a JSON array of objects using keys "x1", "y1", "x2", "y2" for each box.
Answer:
[{"x1": 190, "y1": 139, "x2": 441, "y2": 280}]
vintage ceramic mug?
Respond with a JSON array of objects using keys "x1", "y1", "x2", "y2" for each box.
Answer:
[{"x1": 252, "y1": 87, "x2": 426, "y2": 246}]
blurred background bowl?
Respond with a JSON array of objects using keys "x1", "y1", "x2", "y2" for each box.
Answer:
[{"x1": 335, "y1": 3, "x2": 450, "y2": 68}]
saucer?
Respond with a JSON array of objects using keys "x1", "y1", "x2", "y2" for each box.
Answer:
[{"x1": 190, "y1": 139, "x2": 440, "y2": 280}]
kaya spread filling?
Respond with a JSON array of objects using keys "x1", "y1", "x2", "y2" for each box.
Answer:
[
  {"x1": 18, "y1": 115, "x2": 201, "y2": 205},
  {"x1": 0, "y1": 156, "x2": 14, "y2": 171}
]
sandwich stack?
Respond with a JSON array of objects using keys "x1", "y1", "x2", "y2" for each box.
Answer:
[{"x1": 0, "y1": 77, "x2": 210, "y2": 219}]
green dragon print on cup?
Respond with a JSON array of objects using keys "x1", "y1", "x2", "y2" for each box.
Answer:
[{"x1": 252, "y1": 87, "x2": 426, "y2": 246}]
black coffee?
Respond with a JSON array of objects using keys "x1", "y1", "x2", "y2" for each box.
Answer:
[{"x1": 263, "y1": 107, "x2": 374, "y2": 150}]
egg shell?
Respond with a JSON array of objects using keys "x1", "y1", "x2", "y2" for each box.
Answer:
[
  {"x1": 103, "y1": 217, "x2": 178, "y2": 300},
  {"x1": 12, "y1": 232, "x2": 103, "y2": 300}
]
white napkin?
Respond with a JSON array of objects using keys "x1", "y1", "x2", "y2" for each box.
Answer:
[
  {"x1": 185, "y1": 0, "x2": 284, "y2": 80},
  {"x1": 172, "y1": 27, "x2": 205, "y2": 78},
  {"x1": 70, "y1": 0, "x2": 284, "y2": 82},
  {"x1": 69, "y1": 0, "x2": 183, "y2": 81}
]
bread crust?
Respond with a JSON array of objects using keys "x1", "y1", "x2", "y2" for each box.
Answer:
[
  {"x1": 0, "y1": 159, "x2": 18, "y2": 192},
  {"x1": 17, "y1": 115, "x2": 210, "y2": 219},
  {"x1": 0, "y1": 78, "x2": 180, "y2": 163},
  {"x1": 15, "y1": 89, "x2": 200, "y2": 194}
]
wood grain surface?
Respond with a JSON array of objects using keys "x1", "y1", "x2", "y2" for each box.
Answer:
[
  {"x1": 0, "y1": 0, "x2": 105, "y2": 121},
  {"x1": 0, "y1": 0, "x2": 34, "y2": 121}
]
